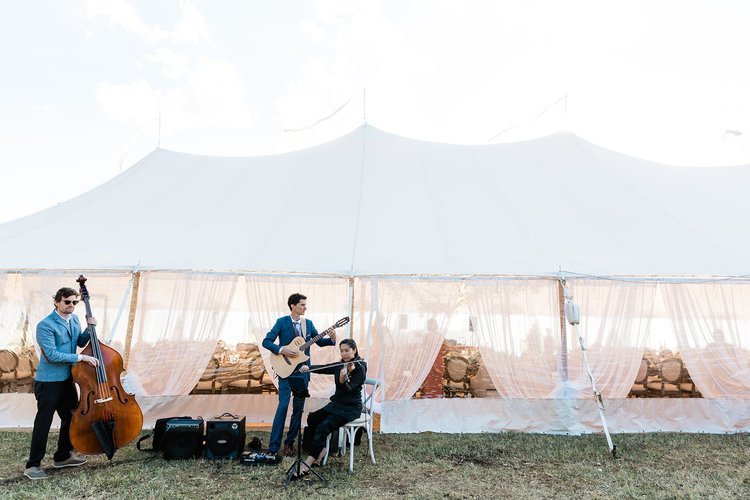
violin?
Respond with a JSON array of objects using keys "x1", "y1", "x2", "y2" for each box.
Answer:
[
  {"x1": 339, "y1": 361, "x2": 356, "y2": 383},
  {"x1": 69, "y1": 275, "x2": 143, "y2": 459}
]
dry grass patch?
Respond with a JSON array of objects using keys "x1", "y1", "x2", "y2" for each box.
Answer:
[{"x1": 0, "y1": 430, "x2": 748, "y2": 499}]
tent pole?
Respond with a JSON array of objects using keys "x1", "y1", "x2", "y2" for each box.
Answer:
[
  {"x1": 557, "y1": 279, "x2": 568, "y2": 381},
  {"x1": 561, "y1": 278, "x2": 617, "y2": 458},
  {"x1": 348, "y1": 277, "x2": 355, "y2": 340},
  {"x1": 122, "y1": 271, "x2": 141, "y2": 370}
]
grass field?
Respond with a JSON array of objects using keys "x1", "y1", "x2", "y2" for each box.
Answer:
[{"x1": 1, "y1": 430, "x2": 749, "y2": 499}]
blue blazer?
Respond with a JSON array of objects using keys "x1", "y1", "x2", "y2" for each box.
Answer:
[
  {"x1": 262, "y1": 316, "x2": 335, "y2": 360},
  {"x1": 35, "y1": 311, "x2": 91, "y2": 382}
]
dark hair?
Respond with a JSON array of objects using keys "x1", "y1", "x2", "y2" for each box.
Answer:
[
  {"x1": 339, "y1": 338, "x2": 360, "y2": 359},
  {"x1": 287, "y1": 293, "x2": 307, "y2": 310},
  {"x1": 54, "y1": 287, "x2": 79, "y2": 302}
]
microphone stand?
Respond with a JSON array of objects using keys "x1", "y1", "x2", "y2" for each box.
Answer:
[{"x1": 283, "y1": 383, "x2": 326, "y2": 487}]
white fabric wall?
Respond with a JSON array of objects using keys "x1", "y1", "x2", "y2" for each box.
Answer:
[
  {"x1": 0, "y1": 393, "x2": 331, "y2": 429},
  {"x1": 0, "y1": 273, "x2": 24, "y2": 348},
  {"x1": 565, "y1": 279, "x2": 656, "y2": 398},
  {"x1": 465, "y1": 278, "x2": 656, "y2": 399},
  {"x1": 4, "y1": 271, "x2": 750, "y2": 434},
  {"x1": 661, "y1": 281, "x2": 750, "y2": 398},
  {"x1": 381, "y1": 398, "x2": 750, "y2": 433},
  {"x1": 119, "y1": 272, "x2": 238, "y2": 396},
  {"x1": 352, "y1": 277, "x2": 459, "y2": 401},
  {"x1": 3, "y1": 393, "x2": 749, "y2": 433},
  {"x1": 465, "y1": 278, "x2": 561, "y2": 398}
]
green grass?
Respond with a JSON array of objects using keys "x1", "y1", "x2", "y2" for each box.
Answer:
[{"x1": 1, "y1": 430, "x2": 749, "y2": 499}]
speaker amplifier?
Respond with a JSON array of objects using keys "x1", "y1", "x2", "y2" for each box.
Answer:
[
  {"x1": 205, "y1": 414, "x2": 246, "y2": 460},
  {"x1": 162, "y1": 417, "x2": 204, "y2": 460}
]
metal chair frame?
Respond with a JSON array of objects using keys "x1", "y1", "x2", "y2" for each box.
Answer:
[{"x1": 323, "y1": 377, "x2": 382, "y2": 472}]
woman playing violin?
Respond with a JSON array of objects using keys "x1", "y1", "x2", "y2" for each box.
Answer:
[{"x1": 297, "y1": 338, "x2": 366, "y2": 476}]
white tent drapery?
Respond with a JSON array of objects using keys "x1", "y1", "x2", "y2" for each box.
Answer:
[
  {"x1": 3, "y1": 126, "x2": 750, "y2": 432},
  {"x1": 661, "y1": 281, "x2": 750, "y2": 398},
  {"x1": 108, "y1": 272, "x2": 238, "y2": 396},
  {"x1": 353, "y1": 277, "x2": 460, "y2": 401}
]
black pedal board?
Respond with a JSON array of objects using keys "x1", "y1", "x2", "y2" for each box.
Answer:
[{"x1": 239, "y1": 450, "x2": 283, "y2": 466}]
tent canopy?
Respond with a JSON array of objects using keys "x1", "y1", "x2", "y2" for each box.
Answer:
[{"x1": 2, "y1": 125, "x2": 749, "y2": 276}]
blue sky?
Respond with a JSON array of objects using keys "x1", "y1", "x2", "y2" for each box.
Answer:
[{"x1": 2, "y1": 0, "x2": 749, "y2": 223}]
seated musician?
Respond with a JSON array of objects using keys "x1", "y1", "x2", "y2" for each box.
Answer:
[{"x1": 297, "y1": 339, "x2": 366, "y2": 476}]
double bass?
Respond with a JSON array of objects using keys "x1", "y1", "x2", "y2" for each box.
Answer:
[{"x1": 70, "y1": 275, "x2": 143, "y2": 459}]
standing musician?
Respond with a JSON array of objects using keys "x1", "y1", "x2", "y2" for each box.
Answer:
[
  {"x1": 262, "y1": 293, "x2": 336, "y2": 456},
  {"x1": 24, "y1": 287, "x2": 99, "y2": 480},
  {"x1": 297, "y1": 339, "x2": 367, "y2": 476}
]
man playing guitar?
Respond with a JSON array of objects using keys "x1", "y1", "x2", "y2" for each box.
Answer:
[{"x1": 262, "y1": 293, "x2": 336, "y2": 456}]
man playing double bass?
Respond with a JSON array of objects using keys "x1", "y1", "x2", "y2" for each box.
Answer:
[
  {"x1": 262, "y1": 293, "x2": 337, "y2": 456},
  {"x1": 24, "y1": 287, "x2": 99, "y2": 480}
]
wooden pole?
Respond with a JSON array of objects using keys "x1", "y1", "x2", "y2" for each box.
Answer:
[{"x1": 122, "y1": 271, "x2": 141, "y2": 370}]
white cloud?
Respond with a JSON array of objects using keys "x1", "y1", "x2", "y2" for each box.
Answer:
[
  {"x1": 278, "y1": 2, "x2": 438, "y2": 145},
  {"x1": 96, "y1": 55, "x2": 252, "y2": 135},
  {"x1": 79, "y1": 0, "x2": 210, "y2": 44},
  {"x1": 85, "y1": 2, "x2": 249, "y2": 151},
  {"x1": 96, "y1": 78, "x2": 163, "y2": 130},
  {"x1": 171, "y1": 0, "x2": 211, "y2": 44},
  {"x1": 145, "y1": 48, "x2": 191, "y2": 80},
  {"x1": 34, "y1": 103, "x2": 57, "y2": 114},
  {"x1": 277, "y1": 0, "x2": 750, "y2": 165}
]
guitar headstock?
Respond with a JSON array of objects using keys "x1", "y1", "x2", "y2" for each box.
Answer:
[
  {"x1": 76, "y1": 275, "x2": 90, "y2": 301},
  {"x1": 334, "y1": 317, "x2": 350, "y2": 328}
]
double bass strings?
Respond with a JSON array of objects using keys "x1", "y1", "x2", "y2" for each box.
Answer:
[{"x1": 89, "y1": 323, "x2": 112, "y2": 419}]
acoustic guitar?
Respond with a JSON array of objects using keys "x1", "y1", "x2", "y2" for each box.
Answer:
[{"x1": 269, "y1": 317, "x2": 349, "y2": 378}]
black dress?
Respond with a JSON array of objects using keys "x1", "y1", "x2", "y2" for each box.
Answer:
[
  {"x1": 310, "y1": 359, "x2": 367, "y2": 421},
  {"x1": 302, "y1": 359, "x2": 367, "y2": 458}
]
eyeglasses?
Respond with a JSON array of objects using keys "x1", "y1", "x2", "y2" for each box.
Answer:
[{"x1": 62, "y1": 300, "x2": 80, "y2": 305}]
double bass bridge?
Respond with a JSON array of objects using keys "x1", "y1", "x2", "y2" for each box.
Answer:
[{"x1": 95, "y1": 397, "x2": 114, "y2": 404}]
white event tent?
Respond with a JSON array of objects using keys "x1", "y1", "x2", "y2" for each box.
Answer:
[{"x1": 1, "y1": 125, "x2": 749, "y2": 433}]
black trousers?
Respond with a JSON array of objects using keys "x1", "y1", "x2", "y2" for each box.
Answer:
[
  {"x1": 26, "y1": 379, "x2": 78, "y2": 468},
  {"x1": 302, "y1": 408, "x2": 349, "y2": 459}
]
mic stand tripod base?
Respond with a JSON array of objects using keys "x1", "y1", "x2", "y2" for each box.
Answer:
[{"x1": 284, "y1": 424, "x2": 326, "y2": 487}]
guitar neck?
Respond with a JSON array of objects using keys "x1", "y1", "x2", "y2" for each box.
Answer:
[
  {"x1": 292, "y1": 317, "x2": 348, "y2": 353},
  {"x1": 300, "y1": 330, "x2": 328, "y2": 351}
]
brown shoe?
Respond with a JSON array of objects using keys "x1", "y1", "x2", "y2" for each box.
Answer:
[{"x1": 283, "y1": 443, "x2": 295, "y2": 457}]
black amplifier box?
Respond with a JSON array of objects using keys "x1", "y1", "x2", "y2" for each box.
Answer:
[{"x1": 205, "y1": 414, "x2": 246, "y2": 460}]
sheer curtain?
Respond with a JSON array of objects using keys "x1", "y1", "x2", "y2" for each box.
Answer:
[
  {"x1": 244, "y1": 275, "x2": 350, "y2": 397},
  {"x1": 19, "y1": 272, "x2": 133, "y2": 348},
  {"x1": 565, "y1": 279, "x2": 656, "y2": 398},
  {"x1": 123, "y1": 272, "x2": 238, "y2": 396},
  {"x1": 465, "y1": 279, "x2": 560, "y2": 398},
  {"x1": 0, "y1": 273, "x2": 25, "y2": 349},
  {"x1": 14, "y1": 271, "x2": 130, "y2": 347},
  {"x1": 660, "y1": 281, "x2": 750, "y2": 398},
  {"x1": 352, "y1": 277, "x2": 459, "y2": 401},
  {"x1": 466, "y1": 278, "x2": 656, "y2": 399}
]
